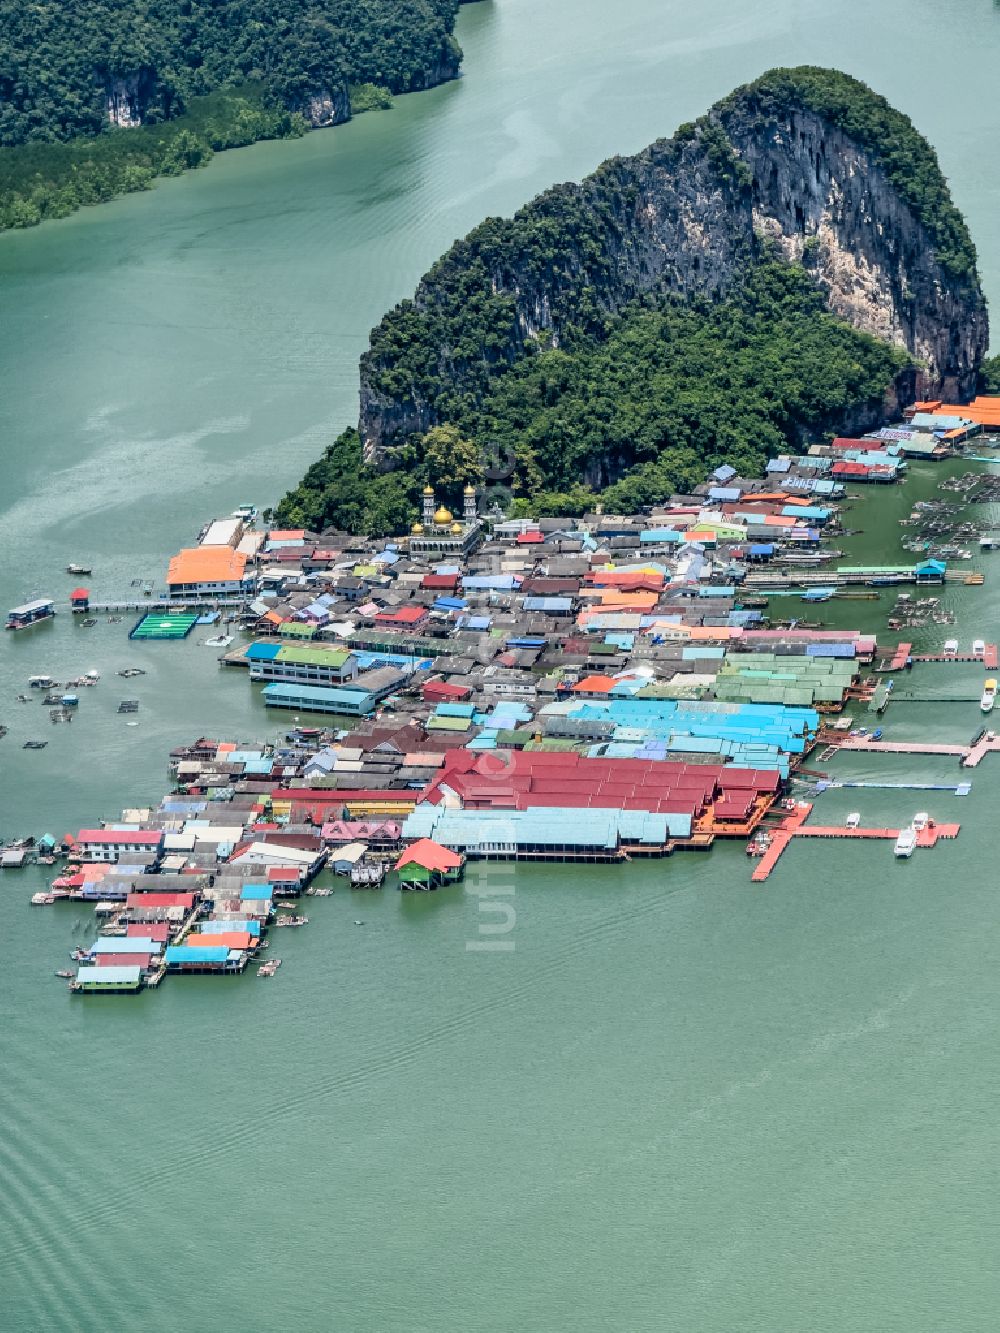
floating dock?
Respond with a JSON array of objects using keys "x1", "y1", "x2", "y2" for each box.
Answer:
[{"x1": 752, "y1": 803, "x2": 960, "y2": 881}]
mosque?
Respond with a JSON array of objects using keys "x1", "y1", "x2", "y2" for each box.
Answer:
[{"x1": 408, "y1": 482, "x2": 483, "y2": 556}]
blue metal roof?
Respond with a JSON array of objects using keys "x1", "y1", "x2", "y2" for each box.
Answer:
[
  {"x1": 240, "y1": 884, "x2": 272, "y2": 900},
  {"x1": 522, "y1": 596, "x2": 573, "y2": 611},
  {"x1": 165, "y1": 945, "x2": 230, "y2": 963},
  {"x1": 200, "y1": 918, "x2": 262, "y2": 936},
  {"x1": 247, "y1": 642, "x2": 282, "y2": 661}
]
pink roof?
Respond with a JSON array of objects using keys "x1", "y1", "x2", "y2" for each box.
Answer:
[{"x1": 77, "y1": 829, "x2": 162, "y2": 845}]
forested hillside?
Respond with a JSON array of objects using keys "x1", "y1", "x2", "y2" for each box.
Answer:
[
  {"x1": 0, "y1": 0, "x2": 465, "y2": 229},
  {"x1": 275, "y1": 260, "x2": 909, "y2": 533},
  {"x1": 277, "y1": 67, "x2": 986, "y2": 535}
]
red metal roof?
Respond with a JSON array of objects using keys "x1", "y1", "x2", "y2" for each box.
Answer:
[
  {"x1": 128, "y1": 922, "x2": 170, "y2": 940},
  {"x1": 126, "y1": 892, "x2": 195, "y2": 909},
  {"x1": 374, "y1": 604, "x2": 427, "y2": 624}
]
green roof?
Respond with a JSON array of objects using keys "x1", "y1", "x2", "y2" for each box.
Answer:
[
  {"x1": 278, "y1": 621, "x2": 317, "y2": 638},
  {"x1": 276, "y1": 645, "x2": 351, "y2": 667},
  {"x1": 426, "y1": 714, "x2": 471, "y2": 731}
]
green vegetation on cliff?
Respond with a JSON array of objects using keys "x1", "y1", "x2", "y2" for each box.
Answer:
[
  {"x1": 724, "y1": 66, "x2": 978, "y2": 280},
  {"x1": 0, "y1": 0, "x2": 461, "y2": 146},
  {"x1": 0, "y1": 87, "x2": 305, "y2": 231},
  {"x1": 0, "y1": 0, "x2": 462, "y2": 230},
  {"x1": 277, "y1": 65, "x2": 979, "y2": 534},
  {"x1": 276, "y1": 261, "x2": 908, "y2": 533}
]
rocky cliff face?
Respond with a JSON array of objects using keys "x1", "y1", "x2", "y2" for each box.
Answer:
[
  {"x1": 301, "y1": 86, "x2": 351, "y2": 127},
  {"x1": 359, "y1": 69, "x2": 987, "y2": 459},
  {"x1": 716, "y1": 91, "x2": 986, "y2": 405},
  {"x1": 105, "y1": 71, "x2": 157, "y2": 128}
]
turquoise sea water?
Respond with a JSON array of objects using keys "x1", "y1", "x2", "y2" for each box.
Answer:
[{"x1": 4, "y1": 3, "x2": 1000, "y2": 1328}]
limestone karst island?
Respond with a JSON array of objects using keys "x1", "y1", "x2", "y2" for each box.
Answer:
[{"x1": 3, "y1": 4, "x2": 1000, "y2": 1328}]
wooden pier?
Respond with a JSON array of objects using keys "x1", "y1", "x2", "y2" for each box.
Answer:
[
  {"x1": 827, "y1": 733, "x2": 1000, "y2": 768},
  {"x1": 909, "y1": 643, "x2": 997, "y2": 667},
  {"x1": 86, "y1": 598, "x2": 248, "y2": 614},
  {"x1": 752, "y1": 803, "x2": 960, "y2": 882}
]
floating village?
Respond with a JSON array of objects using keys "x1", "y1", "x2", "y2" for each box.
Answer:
[{"x1": 10, "y1": 397, "x2": 1000, "y2": 994}]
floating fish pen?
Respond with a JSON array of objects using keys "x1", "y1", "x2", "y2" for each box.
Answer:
[
  {"x1": 129, "y1": 611, "x2": 199, "y2": 640},
  {"x1": 117, "y1": 700, "x2": 140, "y2": 714}
]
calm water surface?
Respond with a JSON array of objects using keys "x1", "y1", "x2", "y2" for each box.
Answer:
[{"x1": 4, "y1": 2, "x2": 1000, "y2": 1328}]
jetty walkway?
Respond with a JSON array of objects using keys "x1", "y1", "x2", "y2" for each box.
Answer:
[
  {"x1": 830, "y1": 733, "x2": 1000, "y2": 768},
  {"x1": 752, "y1": 803, "x2": 960, "y2": 882}
]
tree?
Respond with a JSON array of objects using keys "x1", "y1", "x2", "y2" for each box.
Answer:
[{"x1": 421, "y1": 424, "x2": 482, "y2": 492}]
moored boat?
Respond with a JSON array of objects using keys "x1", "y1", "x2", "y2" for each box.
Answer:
[
  {"x1": 894, "y1": 826, "x2": 918, "y2": 859},
  {"x1": 981, "y1": 678, "x2": 997, "y2": 713}
]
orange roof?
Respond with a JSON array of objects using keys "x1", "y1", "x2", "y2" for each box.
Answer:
[
  {"x1": 571, "y1": 674, "x2": 617, "y2": 694},
  {"x1": 596, "y1": 590, "x2": 659, "y2": 608},
  {"x1": 167, "y1": 546, "x2": 248, "y2": 586},
  {"x1": 267, "y1": 529, "x2": 305, "y2": 541},
  {"x1": 395, "y1": 838, "x2": 463, "y2": 873},
  {"x1": 937, "y1": 402, "x2": 1000, "y2": 426},
  {"x1": 185, "y1": 932, "x2": 254, "y2": 950}
]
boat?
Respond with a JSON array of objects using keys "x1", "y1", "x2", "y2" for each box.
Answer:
[
  {"x1": 203, "y1": 634, "x2": 234, "y2": 648},
  {"x1": 894, "y1": 826, "x2": 918, "y2": 858},
  {"x1": 982, "y1": 679, "x2": 997, "y2": 713},
  {"x1": 911, "y1": 812, "x2": 930, "y2": 832},
  {"x1": 66, "y1": 563, "x2": 92, "y2": 575},
  {"x1": 6, "y1": 599, "x2": 55, "y2": 631},
  {"x1": 845, "y1": 812, "x2": 861, "y2": 829},
  {"x1": 54, "y1": 970, "x2": 74, "y2": 979},
  {"x1": 257, "y1": 958, "x2": 282, "y2": 977},
  {"x1": 272, "y1": 915, "x2": 309, "y2": 927},
  {"x1": 28, "y1": 675, "x2": 54, "y2": 689}
]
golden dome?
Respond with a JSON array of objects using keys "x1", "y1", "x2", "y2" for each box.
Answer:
[
  {"x1": 433, "y1": 506, "x2": 453, "y2": 524},
  {"x1": 423, "y1": 485, "x2": 435, "y2": 495},
  {"x1": 451, "y1": 522, "x2": 463, "y2": 534},
  {"x1": 464, "y1": 483, "x2": 476, "y2": 494},
  {"x1": 411, "y1": 522, "x2": 424, "y2": 534}
]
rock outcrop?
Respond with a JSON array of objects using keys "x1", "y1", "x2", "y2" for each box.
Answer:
[
  {"x1": 359, "y1": 67, "x2": 987, "y2": 460},
  {"x1": 105, "y1": 71, "x2": 157, "y2": 128},
  {"x1": 301, "y1": 86, "x2": 351, "y2": 128}
]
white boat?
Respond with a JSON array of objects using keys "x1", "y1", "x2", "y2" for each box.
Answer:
[
  {"x1": 203, "y1": 634, "x2": 234, "y2": 648},
  {"x1": 911, "y1": 812, "x2": 930, "y2": 832},
  {"x1": 981, "y1": 679, "x2": 997, "y2": 712},
  {"x1": 973, "y1": 638, "x2": 986, "y2": 658},
  {"x1": 894, "y1": 826, "x2": 918, "y2": 858},
  {"x1": 845, "y1": 812, "x2": 861, "y2": 829}
]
